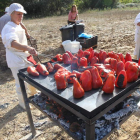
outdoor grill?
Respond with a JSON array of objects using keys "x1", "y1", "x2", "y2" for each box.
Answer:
[
  {"x1": 31, "y1": 92, "x2": 138, "y2": 140},
  {"x1": 18, "y1": 60, "x2": 140, "y2": 140}
]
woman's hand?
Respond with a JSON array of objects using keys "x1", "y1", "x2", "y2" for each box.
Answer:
[
  {"x1": 137, "y1": 22, "x2": 140, "y2": 26},
  {"x1": 26, "y1": 33, "x2": 30, "y2": 39},
  {"x1": 27, "y1": 47, "x2": 38, "y2": 56}
]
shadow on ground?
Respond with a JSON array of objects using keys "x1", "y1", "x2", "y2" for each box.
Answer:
[
  {"x1": 0, "y1": 104, "x2": 25, "y2": 130},
  {"x1": 0, "y1": 68, "x2": 14, "y2": 85}
]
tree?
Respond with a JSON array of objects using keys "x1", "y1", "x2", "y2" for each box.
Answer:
[{"x1": 0, "y1": 0, "x2": 10, "y2": 14}]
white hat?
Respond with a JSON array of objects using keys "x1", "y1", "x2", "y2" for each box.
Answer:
[
  {"x1": 5, "y1": 7, "x2": 9, "y2": 12},
  {"x1": 8, "y1": 3, "x2": 27, "y2": 15}
]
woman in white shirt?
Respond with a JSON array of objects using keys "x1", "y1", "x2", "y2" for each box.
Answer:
[
  {"x1": 134, "y1": 13, "x2": 140, "y2": 60},
  {"x1": 1, "y1": 3, "x2": 37, "y2": 109}
]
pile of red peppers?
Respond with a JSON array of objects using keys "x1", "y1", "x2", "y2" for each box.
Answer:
[{"x1": 27, "y1": 48, "x2": 140, "y2": 99}]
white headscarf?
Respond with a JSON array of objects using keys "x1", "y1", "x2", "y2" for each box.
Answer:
[{"x1": 8, "y1": 3, "x2": 27, "y2": 15}]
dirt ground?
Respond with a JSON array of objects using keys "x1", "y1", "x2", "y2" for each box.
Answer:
[{"x1": 1, "y1": 8, "x2": 140, "y2": 140}]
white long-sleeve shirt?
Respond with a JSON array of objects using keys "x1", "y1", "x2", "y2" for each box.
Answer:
[
  {"x1": 134, "y1": 13, "x2": 140, "y2": 34},
  {"x1": 0, "y1": 13, "x2": 11, "y2": 35},
  {"x1": 1, "y1": 21, "x2": 31, "y2": 68}
]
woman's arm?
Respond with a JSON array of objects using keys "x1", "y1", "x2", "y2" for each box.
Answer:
[
  {"x1": 135, "y1": 13, "x2": 140, "y2": 26},
  {"x1": 76, "y1": 14, "x2": 79, "y2": 20},
  {"x1": 20, "y1": 23, "x2": 30, "y2": 39},
  {"x1": 11, "y1": 40, "x2": 37, "y2": 55},
  {"x1": 68, "y1": 19, "x2": 75, "y2": 22}
]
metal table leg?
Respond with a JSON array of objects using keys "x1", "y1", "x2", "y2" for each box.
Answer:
[
  {"x1": 18, "y1": 75, "x2": 36, "y2": 137},
  {"x1": 85, "y1": 122, "x2": 95, "y2": 140}
]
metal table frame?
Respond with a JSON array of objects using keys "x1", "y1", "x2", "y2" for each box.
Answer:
[{"x1": 18, "y1": 71, "x2": 139, "y2": 140}]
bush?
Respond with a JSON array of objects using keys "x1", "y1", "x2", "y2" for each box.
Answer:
[
  {"x1": 133, "y1": 0, "x2": 140, "y2": 3},
  {"x1": 120, "y1": 0, "x2": 133, "y2": 3},
  {"x1": 125, "y1": 3, "x2": 138, "y2": 7},
  {"x1": 116, "y1": 3, "x2": 126, "y2": 8}
]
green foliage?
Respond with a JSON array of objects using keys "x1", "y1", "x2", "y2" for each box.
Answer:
[
  {"x1": 10, "y1": 0, "x2": 73, "y2": 17},
  {"x1": 103, "y1": 0, "x2": 112, "y2": 7},
  {"x1": 0, "y1": 0, "x2": 73, "y2": 17},
  {"x1": 131, "y1": 0, "x2": 140, "y2": 2},
  {"x1": 1, "y1": 0, "x2": 137, "y2": 18},
  {"x1": 0, "y1": 0, "x2": 10, "y2": 14},
  {"x1": 119, "y1": 0, "x2": 133, "y2": 3},
  {"x1": 74, "y1": 0, "x2": 119, "y2": 10}
]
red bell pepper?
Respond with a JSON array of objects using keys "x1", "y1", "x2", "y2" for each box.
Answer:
[
  {"x1": 83, "y1": 50, "x2": 91, "y2": 63},
  {"x1": 126, "y1": 69, "x2": 138, "y2": 83},
  {"x1": 46, "y1": 62, "x2": 54, "y2": 73},
  {"x1": 110, "y1": 58, "x2": 117, "y2": 71},
  {"x1": 85, "y1": 47, "x2": 93, "y2": 52},
  {"x1": 73, "y1": 53, "x2": 78, "y2": 58},
  {"x1": 114, "y1": 54, "x2": 121, "y2": 62},
  {"x1": 78, "y1": 66, "x2": 93, "y2": 72},
  {"x1": 117, "y1": 53, "x2": 125, "y2": 64},
  {"x1": 90, "y1": 56, "x2": 99, "y2": 66},
  {"x1": 72, "y1": 70, "x2": 81, "y2": 79},
  {"x1": 128, "y1": 63, "x2": 139, "y2": 72},
  {"x1": 115, "y1": 70, "x2": 127, "y2": 88},
  {"x1": 95, "y1": 64, "x2": 105, "y2": 72},
  {"x1": 124, "y1": 61, "x2": 132, "y2": 71},
  {"x1": 99, "y1": 68, "x2": 112, "y2": 78},
  {"x1": 80, "y1": 70, "x2": 92, "y2": 91},
  {"x1": 91, "y1": 66, "x2": 103, "y2": 89},
  {"x1": 104, "y1": 64, "x2": 112, "y2": 70},
  {"x1": 77, "y1": 49, "x2": 84, "y2": 58},
  {"x1": 66, "y1": 73, "x2": 77, "y2": 84},
  {"x1": 93, "y1": 63, "x2": 103, "y2": 67},
  {"x1": 54, "y1": 68, "x2": 71, "y2": 78},
  {"x1": 108, "y1": 51, "x2": 114, "y2": 58},
  {"x1": 36, "y1": 64, "x2": 49, "y2": 76},
  {"x1": 99, "y1": 50, "x2": 108, "y2": 63},
  {"x1": 108, "y1": 51, "x2": 120, "y2": 62},
  {"x1": 54, "y1": 73, "x2": 67, "y2": 90},
  {"x1": 73, "y1": 77, "x2": 85, "y2": 98},
  {"x1": 62, "y1": 53, "x2": 72, "y2": 65},
  {"x1": 138, "y1": 65, "x2": 140, "y2": 76},
  {"x1": 66, "y1": 51, "x2": 74, "y2": 60},
  {"x1": 138, "y1": 58, "x2": 140, "y2": 65},
  {"x1": 79, "y1": 57, "x2": 87, "y2": 67},
  {"x1": 116, "y1": 61, "x2": 125, "y2": 75},
  {"x1": 51, "y1": 54, "x2": 63, "y2": 62},
  {"x1": 27, "y1": 66, "x2": 39, "y2": 76},
  {"x1": 125, "y1": 53, "x2": 132, "y2": 62},
  {"x1": 27, "y1": 55, "x2": 37, "y2": 65},
  {"x1": 88, "y1": 49, "x2": 94, "y2": 63},
  {"x1": 56, "y1": 54, "x2": 63, "y2": 62},
  {"x1": 94, "y1": 51, "x2": 99, "y2": 59},
  {"x1": 126, "y1": 63, "x2": 139, "y2": 82},
  {"x1": 104, "y1": 58, "x2": 111, "y2": 64},
  {"x1": 102, "y1": 74, "x2": 115, "y2": 94},
  {"x1": 71, "y1": 56, "x2": 79, "y2": 70},
  {"x1": 53, "y1": 63, "x2": 64, "y2": 71},
  {"x1": 51, "y1": 57, "x2": 57, "y2": 63}
]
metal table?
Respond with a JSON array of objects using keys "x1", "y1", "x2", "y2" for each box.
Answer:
[{"x1": 18, "y1": 62, "x2": 140, "y2": 140}]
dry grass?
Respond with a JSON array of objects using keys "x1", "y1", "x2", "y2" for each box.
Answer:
[{"x1": 1, "y1": 8, "x2": 140, "y2": 140}]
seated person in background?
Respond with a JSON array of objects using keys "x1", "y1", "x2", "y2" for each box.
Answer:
[{"x1": 68, "y1": 5, "x2": 79, "y2": 24}]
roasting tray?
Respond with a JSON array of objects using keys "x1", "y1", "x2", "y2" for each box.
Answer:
[{"x1": 19, "y1": 60, "x2": 140, "y2": 119}]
